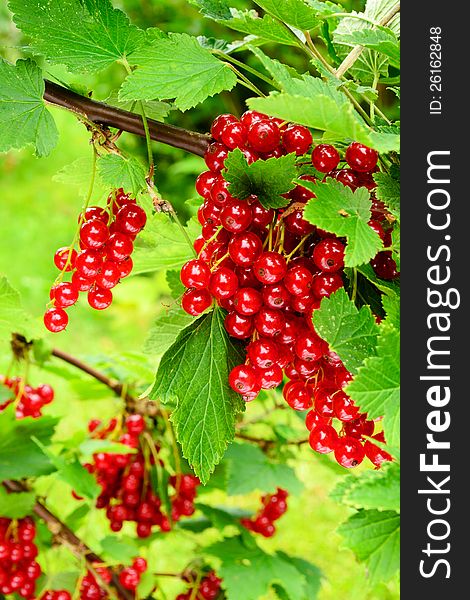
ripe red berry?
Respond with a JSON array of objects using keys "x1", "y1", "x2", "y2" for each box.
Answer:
[
  {"x1": 309, "y1": 423, "x2": 338, "y2": 453},
  {"x1": 221, "y1": 121, "x2": 247, "y2": 149},
  {"x1": 253, "y1": 252, "x2": 287, "y2": 284},
  {"x1": 305, "y1": 410, "x2": 326, "y2": 431},
  {"x1": 312, "y1": 144, "x2": 340, "y2": 173},
  {"x1": 54, "y1": 247, "x2": 77, "y2": 271},
  {"x1": 221, "y1": 200, "x2": 253, "y2": 233},
  {"x1": 295, "y1": 331, "x2": 326, "y2": 362},
  {"x1": 80, "y1": 219, "x2": 109, "y2": 249},
  {"x1": 247, "y1": 119, "x2": 281, "y2": 153},
  {"x1": 282, "y1": 125, "x2": 312, "y2": 155},
  {"x1": 334, "y1": 436, "x2": 365, "y2": 468},
  {"x1": 119, "y1": 567, "x2": 140, "y2": 591},
  {"x1": 312, "y1": 239, "x2": 345, "y2": 273},
  {"x1": 312, "y1": 272, "x2": 343, "y2": 298},
  {"x1": 364, "y1": 438, "x2": 392, "y2": 468},
  {"x1": 334, "y1": 169, "x2": 359, "y2": 190},
  {"x1": 44, "y1": 307, "x2": 68, "y2": 332},
  {"x1": 116, "y1": 257, "x2": 133, "y2": 279},
  {"x1": 132, "y1": 557, "x2": 148, "y2": 574},
  {"x1": 95, "y1": 261, "x2": 121, "y2": 289},
  {"x1": 209, "y1": 267, "x2": 239, "y2": 299},
  {"x1": 345, "y1": 142, "x2": 378, "y2": 172},
  {"x1": 196, "y1": 171, "x2": 219, "y2": 198},
  {"x1": 71, "y1": 271, "x2": 93, "y2": 291},
  {"x1": 240, "y1": 110, "x2": 266, "y2": 129},
  {"x1": 284, "y1": 208, "x2": 315, "y2": 236},
  {"x1": 88, "y1": 287, "x2": 112, "y2": 310},
  {"x1": 228, "y1": 232, "x2": 263, "y2": 266},
  {"x1": 204, "y1": 142, "x2": 229, "y2": 172},
  {"x1": 284, "y1": 266, "x2": 313, "y2": 296},
  {"x1": 251, "y1": 200, "x2": 274, "y2": 228},
  {"x1": 262, "y1": 283, "x2": 290, "y2": 310},
  {"x1": 75, "y1": 249, "x2": 103, "y2": 278},
  {"x1": 51, "y1": 282, "x2": 79, "y2": 308},
  {"x1": 182, "y1": 288, "x2": 212, "y2": 315},
  {"x1": 254, "y1": 306, "x2": 285, "y2": 337},
  {"x1": 125, "y1": 414, "x2": 145, "y2": 435},
  {"x1": 256, "y1": 364, "x2": 283, "y2": 389},
  {"x1": 210, "y1": 178, "x2": 235, "y2": 206},
  {"x1": 371, "y1": 251, "x2": 399, "y2": 280},
  {"x1": 247, "y1": 338, "x2": 279, "y2": 369},
  {"x1": 283, "y1": 380, "x2": 313, "y2": 411},
  {"x1": 106, "y1": 233, "x2": 134, "y2": 262},
  {"x1": 211, "y1": 113, "x2": 238, "y2": 140},
  {"x1": 344, "y1": 416, "x2": 375, "y2": 439},
  {"x1": 224, "y1": 311, "x2": 254, "y2": 339},
  {"x1": 181, "y1": 259, "x2": 211, "y2": 289},
  {"x1": 233, "y1": 287, "x2": 263, "y2": 316},
  {"x1": 229, "y1": 364, "x2": 261, "y2": 395},
  {"x1": 115, "y1": 204, "x2": 147, "y2": 235},
  {"x1": 333, "y1": 391, "x2": 359, "y2": 422}
]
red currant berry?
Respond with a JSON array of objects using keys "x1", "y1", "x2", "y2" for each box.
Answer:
[
  {"x1": 116, "y1": 257, "x2": 133, "y2": 279},
  {"x1": 283, "y1": 380, "x2": 313, "y2": 411},
  {"x1": 309, "y1": 423, "x2": 338, "y2": 453},
  {"x1": 247, "y1": 338, "x2": 279, "y2": 369},
  {"x1": 371, "y1": 251, "x2": 399, "y2": 280},
  {"x1": 209, "y1": 267, "x2": 238, "y2": 299},
  {"x1": 115, "y1": 204, "x2": 147, "y2": 235},
  {"x1": 295, "y1": 331, "x2": 326, "y2": 362},
  {"x1": 253, "y1": 252, "x2": 287, "y2": 284},
  {"x1": 95, "y1": 261, "x2": 121, "y2": 289},
  {"x1": 312, "y1": 272, "x2": 343, "y2": 298},
  {"x1": 312, "y1": 239, "x2": 345, "y2": 273},
  {"x1": 224, "y1": 311, "x2": 254, "y2": 339},
  {"x1": 368, "y1": 219, "x2": 386, "y2": 242},
  {"x1": 284, "y1": 209, "x2": 315, "y2": 236},
  {"x1": 228, "y1": 232, "x2": 263, "y2": 266},
  {"x1": 282, "y1": 125, "x2": 312, "y2": 155},
  {"x1": 80, "y1": 219, "x2": 109, "y2": 249},
  {"x1": 211, "y1": 114, "x2": 238, "y2": 140},
  {"x1": 196, "y1": 171, "x2": 219, "y2": 198},
  {"x1": 364, "y1": 438, "x2": 392, "y2": 468},
  {"x1": 229, "y1": 364, "x2": 261, "y2": 395},
  {"x1": 334, "y1": 169, "x2": 359, "y2": 190},
  {"x1": 119, "y1": 568, "x2": 140, "y2": 591},
  {"x1": 202, "y1": 199, "x2": 222, "y2": 224},
  {"x1": 345, "y1": 142, "x2": 378, "y2": 172},
  {"x1": 251, "y1": 200, "x2": 274, "y2": 228},
  {"x1": 334, "y1": 436, "x2": 365, "y2": 468},
  {"x1": 52, "y1": 282, "x2": 79, "y2": 308},
  {"x1": 262, "y1": 283, "x2": 290, "y2": 310},
  {"x1": 305, "y1": 410, "x2": 326, "y2": 431},
  {"x1": 333, "y1": 391, "x2": 359, "y2": 422},
  {"x1": 44, "y1": 307, "x2": 68, "y2": 332},
  {"x1": 221, "y1": 121, "x2": 247, "y2": 149},
  {"x1": 240, "y1": 110, "x2": 266, "y2": 129},
  {"x1": 88, "y1": 287, "x2": 112, "y2": 310},
  {"x1": 247, "y1": 119, "x2": 281, "y2": 153},
  {"x1": 71, "y1": 271, "x2": 93, "y2": 291},
  {"x1": 75, "y1": 249, "x2": 103, "y2": 278},
  {"x1": 205, "y1": 142, "x2": 229, "y2": 172},
  {"x1": 284, "y1": 266, "x2": 313, "y2": 296},
  {"x1": 312, "y1": 144, "x2": 340, "y2": 173},
  {"x1": 181, "y1": 259, "x2": 211, "y2": 289},
  {"x1": 254, "y1": 306, "x2": 285, "y2": 337},
  {"x1": 132, "y1": 557, "x2": 148, "y2": 574},
  {"x1": 233, "y1": 287, "x2": 263, "y2": 316},
  {"x1": 54, "y1": 247, "x2": 77, "y2": 271},
  {"x1": 220, "y1": 200, "x2": 253, "y2": 233},
  {"x1": 344, "y1": 416, "x2": 375, "y2": 439},
  {"x1": 106, "y1": 233, "x2": 134, "y2": 262},
  {"x1": 210, "y1": 178, "x2": 235, "y2": 206},
  {"x1": 256, "y1": 364, "x2": 283, "y2": 390},
  {"x1": 181, "y1": 288, "x2": 212, "y2": 316}
]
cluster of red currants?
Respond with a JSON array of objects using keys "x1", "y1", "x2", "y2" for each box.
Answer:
[
  {"x1": 0, "y1": 517, "x2": 41, "y2": 598},
  {"x1": 176, "y1": 571, "x2": 222, "y2": 600},
  {"x1": 180, "y1": 111, "x2": 395, "y2": 469},
  {"x1": 81, "y1": 414, "x2": 200, "y2": 537},
  {"x1": 119, "y1": 557, "x2": 148, "y2": 592},
  {"x1": 78, "y1": 565, "x2": 115, "y2": 599},
  {"x1": 40, "y1": 591, "x2": 72, "y2": 600},
  {"x1": 44, "y1": 189, "x2": 147, "y2": 333},
  {"x1": 0, "y1": 376, "x2": 54, "y2": 419},
  {"x1": 241, "y1": 487, "x2": 288, "y2": 537}
]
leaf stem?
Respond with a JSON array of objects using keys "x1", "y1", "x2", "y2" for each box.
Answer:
[{"x1": 214, "y1": 51, "x2": 278, "y2": 89}]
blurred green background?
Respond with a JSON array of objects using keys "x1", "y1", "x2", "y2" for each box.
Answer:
[{"x1": 0, "y1": 1, "x2": 399, "y2": 598}]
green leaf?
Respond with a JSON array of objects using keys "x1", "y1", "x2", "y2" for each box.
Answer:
[
  {"x1": 120, "y1": 33, "x2": 237, "y2": 111},
  {"x1": 346, "y1": 326, "x2": 400, "y2": 448},
  {"x1": 224, "y1": 148, "x2": 295, "y2": 209},
  {"x1": 0, "y1": 276, "x2": 42, "y2": 341},
  {"x1": 8, "y1": 0, "x2": 145, "y2": 74},
  {"x1": 149, "y1": 309, "x2": 245, "y2": 484},
  {"x1": 78, "y1": 439, "x2": 138, "y2": 458},
  {"x1": 137, "y1": 571, "x2": 155, "y2": 597},
  {"x1": 223, "y1": 442, "x2": 302, "y2": 495},
  {"x1": 253, "y1": 0, "x2": 320, "y2": 30},
  {"x1": 331, "y1": 461, "x2": 400, "y2": 512},
  {"x1": 313, "y1": 289, "x2": 379, "y2": 374},
  {"x1": 248, "y1": 89, "x2": 399, "y2": 153},
  {"x1": 0, "y1": 58, "x2": 58, "y2": 157},
  {"x1": 337, "y1": 509, "x2": 400, "y2": 584},
  {"x1": 303, "y1": 180, "x2": 382, "y2": 267},
  {"x1": 166, "y1": 269, "x2": 186, "y2": 298},
  {"x1": 97, "y1": 154, "x2": 147, "y2": 197},
  {"x1": 0, "y1": 407, "x2": 57, "y2": 479},
  {"x1": 40, "y1": 572, "x2": 80, "y2": 595},
  {"x1": 100, "y1": 535, "x2": 139, "y2": 562},
  {"x1": 206, "y1": 536, "x2": 307, "y2": 600},
  {"x1": 275, "y1": 553, "x2": 322, "y2": 600},
  {"x1": 144, "y1": 309, "x2": 195, "y2": 356},
  {"x1": 373, "y1": 171, "x2": 400, "y2": 220},
  {"x1": 356, "y1": 263, "x2": 400, "y2": 296},
  {"x1": 132, "y1": 214, "x2": 198, "y2": 274},
  {"x1": 336, "y1": 27, "x2": 400, "y2": 68},
  {"x1": 0, "y1": 486, "x2": 36, "y2": 519},
  {"x1": 196, "y1": 503, "x2": 251, "y2": 529},
  {"x1": 382, "y1": 292, "x2": 400, "y2": 329}
]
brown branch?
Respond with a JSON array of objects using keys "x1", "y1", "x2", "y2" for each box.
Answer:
[
  {"x1": 3, "y1": 480, "x2": 134, "y2": 600},
  {"x1": 44, "y1": 80, "x2": 211, "y2": 157}
]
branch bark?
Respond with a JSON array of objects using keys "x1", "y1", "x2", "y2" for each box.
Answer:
[
  {"x1": 44, "y1": 80, "x2": 211, "y2": 157},
  {"x1": 3, "y1": 480, "x2": 134, "y2": 600}
]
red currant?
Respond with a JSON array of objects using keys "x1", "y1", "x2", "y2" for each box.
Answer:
[
  {"x1": 51, "y1": 282, "x2": 79, "y2": 308},
  {"x1": 312, "y1": 273, "x2": 343, "y2": 298},
  {"x1": 95, "y1": 261, "x2": 121, "y2": 289},
  {"x1": 312, "y1": 239, "x2": 345, "y2": 273},
  {"x1": 283, "y1": 380, "x2": 313, "y2": 411},
  {"x1": 224, "y1": 311, "x2": 254, "y2": 339},
  {"x1": 205, "y1": 142, "x2": 229, "y2": 172},
  {"x1": 182, "y1": 288, "x2": 212, "y2": 315},
  {"x1": 54, "y1": 247, "x2": 77, "y2": 271},
  {"x1": 106, "y1": 233, "x2": 133, "y2": 262},
  {"x1": 282, "y1": 125, "x2": 312, "y2": 155},
  {"x1": 44, "y1": 307, "x2": 68, "y2": 332},
  {"x1": 221, "y1": 121, "x2": 247, "y2": 149},
  {"x1": 88, "y1": 287, "x2": 112, "y2": 310},
  {"x1": 247, "y1": 120, "x2": 281, "y2": 153},
  {"x1": 253, "y1": 252, "x2": 287, "y2": 284},
  {"x1": 211, "y1": 114, "x2": 238, "y2": 140},
  {"x1": 209, "y1": 267, "x2": 238, "y2": 299},
  {"x1": 221, "y1": 200, "x2": 253, "y2": 233},
  {"x1": 312, "y1": 144, "x2": 340, "y2": 173},
  {"x1": 334, "y1": 436, "x2": 365, "y2": 468},
  {"x1": 80, "y1": 219, "x2": 109, "y2": 249},
  {"x1": 345, "y1": 142, "x2": 378, "y2": 172},
  {"x1": 309, "y1": 423, "x2": 338, "y2": 453},
  {"x1": 228, "y1": 232, "x2": 263, "y2": 266},
  {"x1": 181, "y1": 259, "x2": 211, "y2": 289},
  {"x1": 229, "y1": 364, "x2": 260, "y2": 395},
  {"x1": 233, "y1": 287, "x2": 263, "y2": 316},
  {"x1": 115, "y1": 204, "x2": 147, "y2": 235}
]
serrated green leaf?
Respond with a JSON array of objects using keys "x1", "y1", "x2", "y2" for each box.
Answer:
[
  {"x1": 40, "y1": 572, "x2": 80, "y2": 594},
  {"x1": 224, "y1": 148, "x2": 295, "y2": 209},
  {"x1": 331, "y1": 461, "x2": 400, "y2": 512},
  {"x1": 97, "y1": 154, "x2": 147, "y2": 196},
  {"x1": 8, "y1": 0, "x2": 145, "y2": 74},
  {"x1": 149, "y1": 309, "x2": 245, "y2": 484},
  {"x1": 253, "y1": 0, "x2": 320, "y2": 30},
  {"x1": 100, "y1": 535, "x2": 139, "y2": 562},
  {"x1": 0, "y1": 486, "x2": 36, "y2": 519},
  {"x1": 391, "y1": 225, "x2": 400, "y2": 270},
  {"x1": 196, "y1": 503, "x2": 251, "y2": 529},
  {"x1": 275, "y1": 552, "x2": 322, "y2": 600},
  {"x1": 381, "y1": 291, "x2": 400, "y2": 329},
  {"x1": 338, "y1": 509, "x2": 400, "y2": 584},
  {"x1": 144, "y1": 309, "x2": 195, "y2": 356},
  {"x1": 303, "y1": 180, "x2": 382, "y2": 267},
  {"x1": 132, "y1": 214, "x2": 198, "y2": 274},
  {"x1": 373, "y1": 172, "x2": 400, "y2": 220},
  {"x1": 206, "y1": 536, "x2": 307, "y2": 600},
  {"x1": 65, "y1": 504, "x2": 90, "y2": 531},
  {"x1": 336, "y1": 27, "x2": 400, "y2": 68},
  {"x1": 248, "y1": 46, "x2": 301, "y2": 89},
  {"x1": 0, "y1": 407, "x2": 57, "y2": 479},
  {"x1": 356, "y1": 263, "x2": 400, "y2": 296},
  {"x1": 189, "y1": 0, "x2": 232, "y2": 20},
  {"x1": 53, "y1": 157, "x2": 109, "y2": 199},
  {"x1": 0, "y1": 58, "x2": 58, "y2": 157},
  {"x1": 166, "y1": 269, "x2": 186, "y2": 298},
  {"x1": 313, "y1": 288, "x2": 379, "y2": 374},
  {"x1": 223, "y1": 442, "x2": 302, "y2": 495},
  {"x1": 0, "y1": 276, "x2": 42, "y2": 341},
  {"x1": 346, "y1": 326, "x2": 400, "y2": 447},
  {"x1": 120, "y1": 33, "x2": 237, "y2": 111}
]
